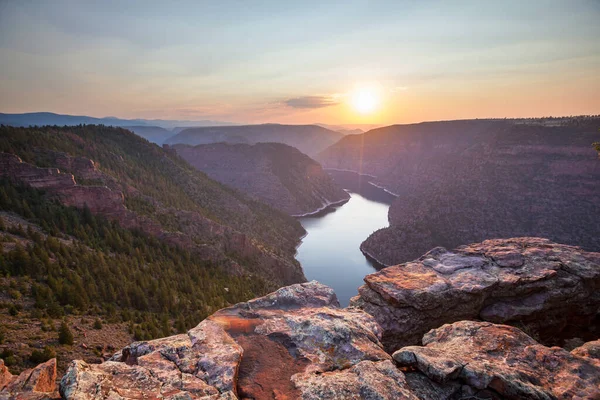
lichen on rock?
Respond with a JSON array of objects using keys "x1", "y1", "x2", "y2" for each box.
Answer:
[{"x1": 352, "y1": 237, "x2": 600, "y2": 351}]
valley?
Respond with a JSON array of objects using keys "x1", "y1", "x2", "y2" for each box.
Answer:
[{"x1": 0, "y1": 125, "x2": 309, "y2": 376}]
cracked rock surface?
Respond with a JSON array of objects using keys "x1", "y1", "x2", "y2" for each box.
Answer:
[
  {"x1": 351, "y1": 237, "x2": 600, "y2": 351},
  {"x1": 0, "y1": 358, "x2": 59, "y2": 399},
  {"x1": 394, "y1": 320, "x2": 600, "y2": 400},
  {"x1": 60, "y1": 281, "x2": 411, "y2": 399},
  {"x1": 56, "y1": 239, "x2": 600, "y2": 399}
]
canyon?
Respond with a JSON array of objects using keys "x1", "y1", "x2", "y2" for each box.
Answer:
[
  {"x1": 1, "y1": 123, "x2": 599, "y2": 399},
  {"x1": 317, "y1": 117, "x2": 600, "y2": 266}
]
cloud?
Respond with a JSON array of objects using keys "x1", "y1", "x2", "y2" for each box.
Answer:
[
  {"x1": 389, "y1": 86, "x2": 408, "y2": 93},
  {"x1": 283, "y1": 95, "x2": 340, "y2": 109}
]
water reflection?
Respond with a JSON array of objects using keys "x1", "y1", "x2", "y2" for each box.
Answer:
[{"x1": 296, "y1": 170, "x2": 395, "y2": 306}]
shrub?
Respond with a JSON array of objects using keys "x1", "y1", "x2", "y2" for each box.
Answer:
[
  {"x1": 29, "y1": 346, "x2": 56, "y2": 364},
  {"x1": 8, "y1": 304, "x2": 18, "y2": 316},
  {"x1": 58, "y1": 321, "x2": 74, "y2": 345},
  {"x1": 93, "y1": 318, "x2": 103, "y2": 330},
  {"x1": 0, "y1": 349, "x2": 16, "y2": 366},
  {"x1": 29, "y1": 308, "x2": 44, "y2": 319},
  {"x1": 2, "y1": 355, "x2": 16, "y2": 367},
  {"x1": 8, "y1": 289, "x2": 21, "y2": 300}
]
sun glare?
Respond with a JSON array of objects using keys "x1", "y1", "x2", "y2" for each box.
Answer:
[{"x1": 351, "y1": 87, "x2": 380, "y2": 114}]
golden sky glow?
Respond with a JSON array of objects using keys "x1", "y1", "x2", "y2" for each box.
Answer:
[{"x1": 0, "y1": 1, "x2": 599, "y2": 125}]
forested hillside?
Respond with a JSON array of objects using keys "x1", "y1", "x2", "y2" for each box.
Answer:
[
  {"x1": 0, "y1": 125, "x2": 306, "y2": 373},
  {"x1": 173, "y1": 142, "x2": 349, "y2": 215}
]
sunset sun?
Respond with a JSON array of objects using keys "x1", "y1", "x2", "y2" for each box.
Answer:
[{"x1": 351, "y1": 87, "x2": 380, "y2": 114}]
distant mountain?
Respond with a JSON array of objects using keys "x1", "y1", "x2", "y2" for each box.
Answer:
[
  {"x1": 317, "y1": 116, "x2": 600, "y2": 265},
  {"x1": 125, "y1": 125, "x2": 174, "y2": 144},
  {"x1": 316, "y1": 123, "x2": 382, "y2": 134},
  {"x1": 0, "y1": 112, "x2": 235, "y2": 131},
  {"x1": 334, "y1": 128, "x2": 364, "y2": 135},
  {"x1": 165, "y1": 124, "x2": 344, "y2": 156},
  {"x1": 172, "y1": 142, "x2": 350, "y2": 215}
]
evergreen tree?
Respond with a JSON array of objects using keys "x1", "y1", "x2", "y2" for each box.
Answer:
[{"x1": 58, "y1": 321, "x2": 74, "y2": 345}]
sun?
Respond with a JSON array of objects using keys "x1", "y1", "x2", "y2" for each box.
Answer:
[{"x1": 351, "y1": 87, "x2": 380, "y2": 114}]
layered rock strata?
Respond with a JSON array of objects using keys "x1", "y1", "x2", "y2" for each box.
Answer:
[{"x1": 0, "y1": 151, "x2": 304, "y2": 285}]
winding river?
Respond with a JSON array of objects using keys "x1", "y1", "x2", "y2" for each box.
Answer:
[{"x1": 295, "y1": 170, "x2": 396, "y2": 306}]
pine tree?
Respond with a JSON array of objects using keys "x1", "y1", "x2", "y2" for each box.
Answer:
[{"x1": 58, "y1": 321, "x2": 74, "y2": 345}]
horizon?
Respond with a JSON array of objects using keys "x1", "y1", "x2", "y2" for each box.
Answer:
[
  {"x1": 1, "y1": 1, "x2": 599, "y2": 125},
  {"x1": 1, "y1": 110, "x2": 599, "y2": 131}
]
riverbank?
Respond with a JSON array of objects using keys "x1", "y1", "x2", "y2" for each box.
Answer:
[
  {"x1": 294, "y1": 177, "x2": 394, "y2": 305},
  {"x1": 290, "y1": 195, "x2": 350, "y2": 217},
  {"x1": 323, "y1": 168, "x2": 399, "y2": 197}
]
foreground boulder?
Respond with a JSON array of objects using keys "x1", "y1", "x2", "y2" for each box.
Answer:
[
  {"x1": 0, "y1": 358, "x2": 58, "y2": 399},
  {"x1": 394, "y1": 321, "x2": 600, "y2": 400},
  {"x1": 60, "y1": 281, "x2": 416, "y2": 399},
  {"x1": 351, "y1": 237, "x2": 600, "y2": 351}
]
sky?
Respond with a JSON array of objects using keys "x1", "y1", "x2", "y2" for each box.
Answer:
[{"x1": 0, "y1": 0, "x2": 599, "y2": 125}]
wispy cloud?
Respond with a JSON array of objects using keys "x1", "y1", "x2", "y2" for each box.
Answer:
[
  {"x1": 389, "y1": 86, "x2": 408, "y2": 93},
  {"x1": 283, "y1": 95, "x2": 340, "y2": 109}
]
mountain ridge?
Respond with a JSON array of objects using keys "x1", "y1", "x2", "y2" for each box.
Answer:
[
  {"x1": 0, "y1": 112, "x2": 235, "y2": 131},
  {"x1": 165, "y1": 124, "x2": 344, "y2": 156},
  {"x1": 172, "y1": 142, "x2": 350, "y2": 216}
]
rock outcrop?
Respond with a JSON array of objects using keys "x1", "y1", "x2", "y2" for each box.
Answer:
[
  {"x1": 394, "y1": 321, "x2": 600, "y2": 400},
  {"x1": 351, "y1": 237, "x2": 600, "y2": 351},
  {"x1": 571, "y1": 339, "x2": 600, "y2": 360},
  {"x1": 0, "y1": 358, "x2": 59, "y2": 399},
  {"x1": 55, "y1": 278, "x2": 600, "y2": 399},
  {"x1": 60, "y1": 281, "x2": 417, "y2": 399},
  {"x1": 172, "y1": 143, "x2": 350, "y2": 216}
]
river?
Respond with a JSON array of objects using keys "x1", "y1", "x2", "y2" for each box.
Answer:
[{"x1": 295, "y1": 170, "x2": 396, "y2": 306}]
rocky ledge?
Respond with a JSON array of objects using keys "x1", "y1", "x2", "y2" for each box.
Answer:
[
  {"x1": 394, "y1": 320, "x2": 600, "y2": 400},
  {"x1": 351, "y1": 237, "x2": 600, "y2": 352},
  {"x1": 59, "y1": 282, "x2": 417, "y2": 399},
  {"x1": 5, "y1": 238, "x2": 599, "y2": 399},
  {"x1": 56, "y1": 280, "x2": 600, "y2": 399}
]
